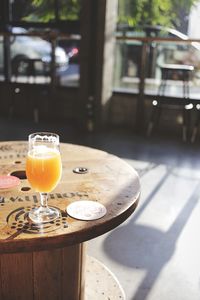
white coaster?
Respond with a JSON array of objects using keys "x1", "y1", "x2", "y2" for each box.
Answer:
[{"x1": 66, "y1": 200, "x2": 107, "y2": 221}]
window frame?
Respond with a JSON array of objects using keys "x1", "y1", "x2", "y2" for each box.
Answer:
[{"x1": 0, "y1": 0, "x2": 81, "y2": 86}]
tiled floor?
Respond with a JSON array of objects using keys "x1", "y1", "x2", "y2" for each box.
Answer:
[{"x1": 1, "y1": 116, "x2": 200, "y2": 300}]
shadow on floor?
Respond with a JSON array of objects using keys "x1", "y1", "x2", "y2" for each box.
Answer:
[{"x1": 103, "y1": 165, "x2": 200, "y2": 300}]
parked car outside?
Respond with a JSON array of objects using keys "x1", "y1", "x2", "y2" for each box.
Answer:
[
  {"x1": 0, "y1": 27, "x2": 69, "y2": 76},
  {"x1": 57, "y1": 37, "x2": 80, "y2": 64}
]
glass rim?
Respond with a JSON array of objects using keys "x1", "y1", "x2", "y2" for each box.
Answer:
[{"x1": 28, "y1": 132, "x2": 60, "y2": 143}]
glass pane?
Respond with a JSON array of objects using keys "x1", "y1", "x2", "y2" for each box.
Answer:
[
  {"x1": 7, "y1": 27, "x2": 79, "y2": 86},
  {"x1": 58, "y1": 0, "x2": 81, "y2": 21},
  {"x1": 11, "y1": 0, "x2": 56, "y2": 23},
  {"x1": 10, "y1": 28, "x2": 53, "y2": 83},
  {"x1": 0, "y1": 35, "x2": 5, "y2": 81},
  {"x1": 113, "y1": 36, "x2": 200, "y2": 98},
  {"x1": 0, "y1": 3, "x2": 3, "y2": 22},
  {"x1": 11, "y1": 0, "x2": 81, "y2": 23},
  {"x1": 117, "y1": 0, "x2": 193, "y2": 36},
  {"x1": 113, "y1": 39, "x2": 142, "y2": 93},
  {"x1": 144, "y1": 41, "x2": 200, "y2": 98},
  {"x1": 188, "y1": 2, "x2": 200, "y2": 38},
  {"x1": 57, "y1": 35, "x2": 80, "y2": 87},
  {"x1": 115, "y1": 1, "x2": 200, "y2": 98}
]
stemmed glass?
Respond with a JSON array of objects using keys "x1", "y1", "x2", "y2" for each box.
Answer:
[{"x1": 26, "y1": 132, "x2": 62, "y2": 224}]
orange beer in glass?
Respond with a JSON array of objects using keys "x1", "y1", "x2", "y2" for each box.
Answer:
[
  {"x1": 26, "y1": 132, "x2": 62, "y2": 224},
  {"x1": 26, "y1": 149, "x2": 61, "y2": 192}
]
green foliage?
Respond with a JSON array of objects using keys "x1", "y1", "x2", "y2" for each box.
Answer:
[
  {"x1": 118, "y1": 0, "x2": 198, "y2": 28},
  {"x1": 20, "y1": 0, "x2": 80, "y2": 22},
  {"x1": 59, "y1": 0, "x2": 81, "y2": 20}
]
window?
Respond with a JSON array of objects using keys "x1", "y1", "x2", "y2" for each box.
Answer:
[
  {"x1": 114, "y1": 0, "x2": 200, "y2": 96},
  {"x1": 0, "y1": 0, "x2": 81, "y2": 87},
  {"x1": 0, "y1": 35, "x2": 5, "y2": 81},
  {"x1": 11, "y1": 0, "x2": 80, "y2": 23}
]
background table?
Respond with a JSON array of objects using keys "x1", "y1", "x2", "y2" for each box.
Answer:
[{"x1": 0, "y1": 141, "x2": 140, "y2": 300}]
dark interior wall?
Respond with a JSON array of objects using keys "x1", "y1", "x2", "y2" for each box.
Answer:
[
  {"x1": 0, "y1": 82, "x2": 80, "y2": 123},
  {"x1": 109, "y1": 92, "x2": 198, "y2": 139}
]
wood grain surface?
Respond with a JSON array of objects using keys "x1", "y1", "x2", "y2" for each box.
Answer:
[{"x1": 0, "y1": 141, "x2": 140, "y2": 254}]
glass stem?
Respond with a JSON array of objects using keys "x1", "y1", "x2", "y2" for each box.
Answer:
[{"x1": 40, "y1": 193, "x2": 48, "y2": 208}]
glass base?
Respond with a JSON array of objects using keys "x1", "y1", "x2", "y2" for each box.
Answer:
[{"x1": 28, "y1": 206, "x2": 60, "y2": 224}]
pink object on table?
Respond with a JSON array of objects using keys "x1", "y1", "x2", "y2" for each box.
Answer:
[{"x1": 0, "y1": 175, "x2": 20, "y2": 189}]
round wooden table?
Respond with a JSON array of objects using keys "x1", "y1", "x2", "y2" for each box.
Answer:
[{"x1": 0, "y1": 141, "x2": 140, "y2": 300}]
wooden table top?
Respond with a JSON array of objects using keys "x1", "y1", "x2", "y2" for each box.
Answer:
[{"x1": 0, "y1": 141, "x2": 140, "y2": 254}]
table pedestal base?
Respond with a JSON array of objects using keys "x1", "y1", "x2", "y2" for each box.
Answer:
[
  {"x1": 0, "y1": 243, "x2": 86, "y2": 300},
  {"x1": 86, "y1": 256, "x2": 125, "y2": 300},
  {"x1": 0, "y1": 244, "x2": 125, "y2": 300}
]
